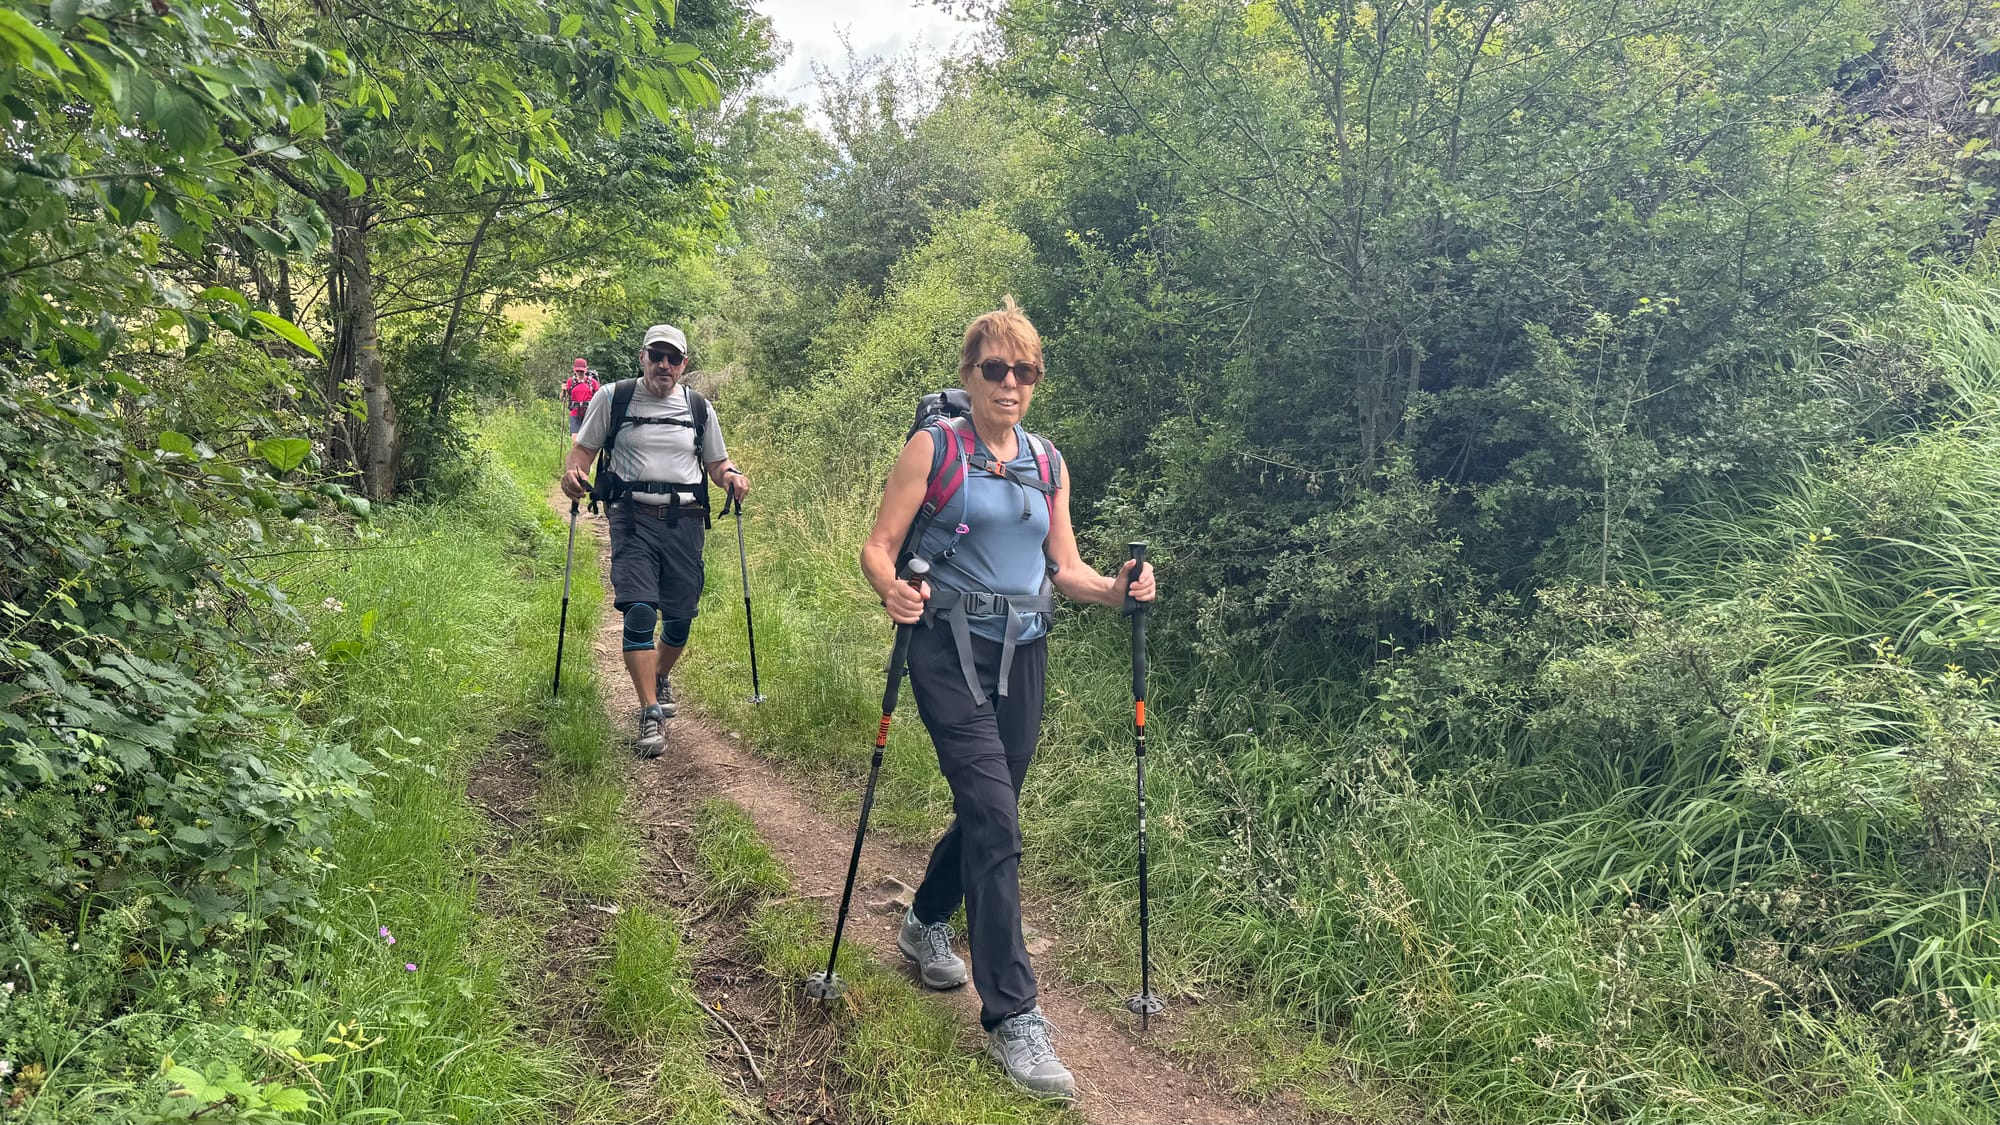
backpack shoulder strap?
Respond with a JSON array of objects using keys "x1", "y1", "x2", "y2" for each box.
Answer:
[
  {"x1": 921, "y1": 417, "x2": 970, "y2": 517},
  {"x1": 686, "y1": 387, "x2": 709, "y2": 464},
  {"x1": 1023, "y1": 432, "x2": 1060, "y2": 519},
  {"x1": 600, "y1": 379, "x2": 637, "y2": 458}
]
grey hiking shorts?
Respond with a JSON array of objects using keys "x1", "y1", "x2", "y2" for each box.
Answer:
[{"x1": 607, "y1": 501, "x2": 705, "y2": 620}]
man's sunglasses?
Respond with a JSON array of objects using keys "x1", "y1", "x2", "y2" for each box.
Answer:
[
  {"x1": 976, "y1": 358, "x2": 1043, "y2": 385},
  {"x1": 646, "y1": 346, "x2": 685, "y2": 365}
]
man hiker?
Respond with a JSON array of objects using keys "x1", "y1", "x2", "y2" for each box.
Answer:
[
  {"x1": 559, "y1": 325, "x2": 749, "y2": 756},
  {"x1": 563, "y1": 357, "x2": 599, "y2": 436}
]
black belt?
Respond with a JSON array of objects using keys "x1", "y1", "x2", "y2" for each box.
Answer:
[{"x1": 923, "y1": 589, "x2": 1056, "y2": 702}]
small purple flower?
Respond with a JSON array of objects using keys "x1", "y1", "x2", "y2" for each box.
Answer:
[
  {"x1": 378, "y1": 926, "x2": 391, "y2": 939},
  {"x1": 404, "y1": 963, "x2": 417, "y2": 972},
  {"x1": 386, "y1": 935, "x2": 395, "y2": 945}
]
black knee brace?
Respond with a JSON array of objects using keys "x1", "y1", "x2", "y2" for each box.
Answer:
[
  {"x1": 659, "y1": 617, "x2": 691, "y2": 648},
  {"x1": 622, "y1": 603, "x2": 658, "y2": 651}
]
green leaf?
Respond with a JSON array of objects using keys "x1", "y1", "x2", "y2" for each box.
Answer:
[
  {"x1": 248, "y1": 310, "x2": 321, "y2": 358},
  {"x1": 254, "y1": 437, "x2": 311, "y2": 473},
  {"x1": 265, "y1": 1086, "x2": 312, "y2": 1114},
  {"x1": 242, "y1": 223, "x2": 288, "y2": 256},
  {"x1": 196, "y1": 286, "x2": 249, "y2": 310},
  {"x1": 558, "y1": 12, "x2": 583, "y2": 36},
  {"x1": 157, "y1": 431, "x2": 194, "y2": 456},
  {"x1": 324, "y1": 150, "x2": 366, "y2": 199},
  {"x1": 0, "y1": 8, "x2": 79, "y2": 76},
  {"x1": 103, "y1": 179, "x2": 150, "y2": 225},
  {"x1": 154, "y1": 88, "x2": 209, "y2": 155},
  {"x1": 289, "y1": 102, "x2": 325, "y2": 139},
  {"x1": 50, "y1": 0, "x2": 82, "y2": 31}
]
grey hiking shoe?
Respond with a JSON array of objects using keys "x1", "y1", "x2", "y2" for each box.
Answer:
[
  {"x1": 986, "y1": 1007, "x2": 1075, "y2": 1102},
  {"x1": 897, "y1": 909, "x2": 968, "y2": 989},
  {"x1": 635, "y1": 705, "x2": 665, "y2": 758},
  {"x1": 655, "y1": 671, "x2": 676, "y2": 718}
]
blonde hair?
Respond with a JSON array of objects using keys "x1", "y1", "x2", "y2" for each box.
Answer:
[{"x1": 959, "y1": 295, "x2": 1043, "y2": 379}]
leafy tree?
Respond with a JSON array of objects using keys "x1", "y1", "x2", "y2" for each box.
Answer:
[{"x1": 991, "y1": 0, "x2": 1943, "y2": 662}]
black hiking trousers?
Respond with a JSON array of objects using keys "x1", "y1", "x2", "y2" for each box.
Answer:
[{"x1": 906, "y1": 619, "x2": 1048, "y2": 1031}]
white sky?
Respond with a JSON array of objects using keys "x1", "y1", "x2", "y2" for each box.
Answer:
[{"x1": 753, "y1": 0, "x2": 985, "y2": 109}]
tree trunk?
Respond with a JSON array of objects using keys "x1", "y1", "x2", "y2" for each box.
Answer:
[
  {"x1": 415, "y1": 190, "x2": 506, "y2": 484},
  {"x1": 330, "y1": 197, "x2": 397, "y2": 501}
]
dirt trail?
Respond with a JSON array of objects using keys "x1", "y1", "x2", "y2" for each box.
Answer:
[{"x1": 557, "y1": 489, "x2": 1302, "y2": 1125}]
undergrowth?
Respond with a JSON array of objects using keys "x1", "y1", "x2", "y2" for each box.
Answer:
[{"x1": 669, "y1": 277, "x2": 2000, "y2": 1122}]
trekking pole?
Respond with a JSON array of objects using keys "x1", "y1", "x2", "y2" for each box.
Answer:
[
  {"x1": 551, "y1": 498, "x2": 580, "y2": 696},
  {"x1": 719, "y1": 493, "x2": 765, "y2": 704},
  {"x1": 1123, "y1": 542, "x2": 1164, "y2": 1029},
  {"x1": 805, "y1": 556, "x2": 930, "y2": 1003}
]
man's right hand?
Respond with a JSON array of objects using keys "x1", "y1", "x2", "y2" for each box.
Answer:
[{"x1": 561, "y1": 467, "x2": 591, "y2": 500}]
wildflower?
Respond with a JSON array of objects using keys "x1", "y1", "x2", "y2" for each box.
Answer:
[
  {"x1": 3, "y1": 980, "x2": 13, "y2": 993},
  {"x1": 404, "y1": 963, "x2": 417, "y2": 972},
  {"x1": 322, "y1": 597, "x2": 346, "y2": 613},
  {"x1": 294, "y1": 641, "x2": 315, "y2": 656},
  {"x1": 0, "y1": 1058, "x2": 11, "y2": 1078},
  {"x1": 91, "y1": 783, "x2": 105, "y2": 793}
]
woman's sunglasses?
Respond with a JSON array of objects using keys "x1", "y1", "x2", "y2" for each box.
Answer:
[
  {"x1": 976, "y1": 358, "x2": 1043, "y2": 385},
  {"x1": 646, "y1": 346, "x2": 685, "y2": 365}
]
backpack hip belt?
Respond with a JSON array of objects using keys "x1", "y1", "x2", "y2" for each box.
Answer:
[
  {"x1": 613, "y1": 480, "x2": 712, "y2": 526},
  {"x1": 923, "y1": 589, "x2": 1057, "y2": 702}
]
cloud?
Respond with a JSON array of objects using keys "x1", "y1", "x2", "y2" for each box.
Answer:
[{"x1": 754, "y1": 0, "x2": 983, "y2": 108}]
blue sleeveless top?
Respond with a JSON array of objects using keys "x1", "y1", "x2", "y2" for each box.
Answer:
[{"x1": 913, "y1": 423, "x2": 1055, "y2": 643}]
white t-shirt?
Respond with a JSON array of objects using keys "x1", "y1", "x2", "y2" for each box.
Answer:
[{"x1": 575, "y1": 380, "x2": 728, "y2": 506}]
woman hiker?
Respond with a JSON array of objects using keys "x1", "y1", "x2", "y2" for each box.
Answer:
[{"x1": 859, "y1": 296, "x2": 1155, "y2": 1102}]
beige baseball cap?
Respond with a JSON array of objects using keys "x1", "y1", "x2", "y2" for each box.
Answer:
[{"x1": 641, "y1": 324, "x2": 688, "y2": 353}]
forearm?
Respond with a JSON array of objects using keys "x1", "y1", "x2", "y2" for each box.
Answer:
[
  {"x1": 563, "y1": 444, "x2": 595, "y2": 478},
  {"x1": 860, "y1": 539, "x2": 902, "y2": 600},
  {"x1": 706, "y1": 458, "x2": 737, "y2": 487},
  {"x1": 1052, "y1": 563, "x2": 1119, "y2": 607}
]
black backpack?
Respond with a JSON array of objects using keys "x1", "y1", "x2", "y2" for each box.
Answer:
[{"x1": 588, "y1": 378, "x2": 713, "y2": 526}]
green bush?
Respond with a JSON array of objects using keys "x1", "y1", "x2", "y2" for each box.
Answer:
[{"x1": 0, "y1": 361, "x2": 369, "y2": 949}]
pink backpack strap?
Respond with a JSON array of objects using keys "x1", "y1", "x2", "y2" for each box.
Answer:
[
  {"x1": 1026, "y1": 432, "x2": 1060, "y2": 519},
  {"x1": 920, "y1": 418, "x2": 970, "y2": 517}
]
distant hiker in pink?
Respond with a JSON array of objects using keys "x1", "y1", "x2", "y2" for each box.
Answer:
[{"x1": 563, "y1": 358, "x2": 599, "y2": 436}]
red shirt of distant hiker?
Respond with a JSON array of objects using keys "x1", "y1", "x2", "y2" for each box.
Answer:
[
  {"x1": 559, "y1": 324, "x2": 749, "y2": 758},
  {"x1": 563, "y1": 358, "x2": 599, "y2": 435},
  {"x1": 858, "y1": 296, "x2": 1155, "y2": 1104}
]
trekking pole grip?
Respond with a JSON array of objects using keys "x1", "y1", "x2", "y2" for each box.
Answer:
[
  {"x1": 882, "y1": 557, "x2": 930, "y2": 715},
  {"x1": 1123, "y1": 542, "x2": 1149, "y2": 617}
]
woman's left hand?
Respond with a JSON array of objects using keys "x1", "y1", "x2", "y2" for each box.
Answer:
[{"x1": 1114, "y1": 558, "x2": 1156, "y2": 605}]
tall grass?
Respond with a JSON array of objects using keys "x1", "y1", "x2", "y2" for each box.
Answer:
[{"x1": 670, "y1": 276, "x2": 2000, "y2": 1121}]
